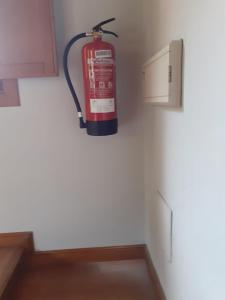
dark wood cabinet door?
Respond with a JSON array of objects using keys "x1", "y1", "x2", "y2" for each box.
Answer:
[{"x1": 0, "y1": 0, "x2": 58, "y2": 79}]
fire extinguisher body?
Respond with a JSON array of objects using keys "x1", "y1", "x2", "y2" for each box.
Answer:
[{"x1": 82, "y1": 36, "x2": 118, "y2": 136}]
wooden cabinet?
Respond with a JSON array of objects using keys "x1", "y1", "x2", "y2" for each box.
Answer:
[{"x1": 0, "y1": 0, "x2": 57, "y2": 79}]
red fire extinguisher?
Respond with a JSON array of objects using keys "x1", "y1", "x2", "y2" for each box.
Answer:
[{"x1": 63, "y1": 18, "x2": 118, "y2": 136}]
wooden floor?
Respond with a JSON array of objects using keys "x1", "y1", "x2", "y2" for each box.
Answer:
[{"x1": 8, "y1": 259, "x2": 155, "y2": 300}]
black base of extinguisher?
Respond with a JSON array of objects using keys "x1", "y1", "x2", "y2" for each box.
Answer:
[{"x1": 86, "y1": 119, "x2": 118, "y2": 136}]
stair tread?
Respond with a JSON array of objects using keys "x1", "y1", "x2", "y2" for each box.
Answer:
[{"x1": 0, "y1": 247, "x2": 24, "y2": 297}]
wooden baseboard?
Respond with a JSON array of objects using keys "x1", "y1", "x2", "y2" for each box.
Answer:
[
  {"x1": 144, "y1": 246, "x2": 166, "y2": 300},
  {"x1": 25, "y1": 244, "x2": 146, "y2": 269},
  {"x1": 0, "y1": 232, "x2": 34, "y2": 254}
]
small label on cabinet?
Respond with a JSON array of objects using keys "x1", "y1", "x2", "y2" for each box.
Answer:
[{"x1": 0, "y1": 81, "x2": 4, "y2": 94}]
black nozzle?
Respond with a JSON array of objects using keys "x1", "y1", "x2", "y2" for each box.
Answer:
[
  {"x1": 79, "y1": 117, "x2": 86, "y2": 129},
  {"x1": 93, "y1": 18, "x2": 118, "y2": 38}
]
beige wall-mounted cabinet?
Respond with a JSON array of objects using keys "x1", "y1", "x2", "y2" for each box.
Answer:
[
  {"x1": 0, "y1": 0, "x2": 58, "y2": 79},
  {"x1": 143, "y1": 40, "x2": 183, "y2": 107}
]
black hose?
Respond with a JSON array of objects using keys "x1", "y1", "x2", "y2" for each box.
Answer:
[{"x1": 63, "y1": 33, "x2": 87, "y2": 128}]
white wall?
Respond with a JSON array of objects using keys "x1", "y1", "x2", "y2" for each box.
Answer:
[
  {"x1": 0, "y1": 0, "x2": 144, "y2": 250},
  {"x1": 142, "y1": 0, "x2": 225, "y2": 300}
]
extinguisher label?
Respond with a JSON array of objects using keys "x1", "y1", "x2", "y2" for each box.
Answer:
[
  {"x1": 88, "y1": 58, "x2": 114, "y2": 65},
  {"x1": 88, "y1": 56, "x2": 115, "y2": 101},
  {"x1": 90, "y1": 98, "x2": 115, "y2": 113},
  {"x1": 95, "y1": 50, "x2": 112, "y2": 58}
]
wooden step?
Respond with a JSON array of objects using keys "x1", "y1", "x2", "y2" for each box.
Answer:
[
  {"x1": 0, "y1": 247, "x2": 24, "y2": 298},
  {"x1": 0, "y1": 232, "x2": 34, "y2": 253}
]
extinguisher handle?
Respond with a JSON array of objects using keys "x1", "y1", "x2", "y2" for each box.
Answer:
[
  {"x1": 101, "y1": 29, "x2": 118, "y2": 38},
  {"x1": 93, "y1": 18, "x2": 115, "y2": 31},
  {"x1": 93, "y1": 18, "x2": 118, "y2": 37}
]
